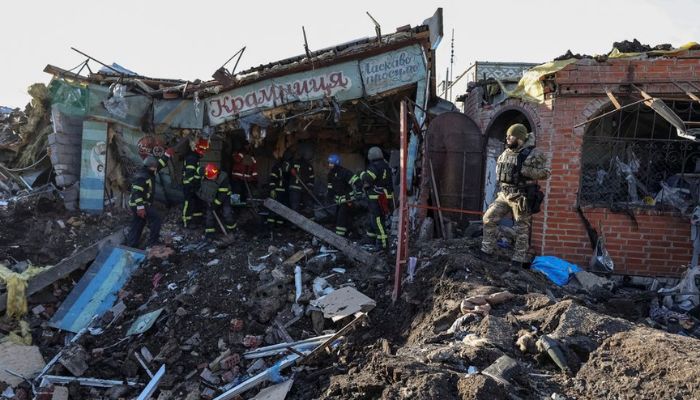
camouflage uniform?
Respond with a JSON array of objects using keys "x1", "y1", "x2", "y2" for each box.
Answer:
[{"x1": 481, "y1": 134, "x2": 550, "y2": 263}]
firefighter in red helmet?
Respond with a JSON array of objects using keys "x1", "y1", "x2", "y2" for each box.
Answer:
[
  {"x1": 181, "y1": 137, "x2": 209, "y2": 228},
  {"x1": 197, "y1": 162, "x2": 236, "y2": 237}
]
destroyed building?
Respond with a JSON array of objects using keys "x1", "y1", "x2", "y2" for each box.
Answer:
[
  {"x1": 458, "y1": 42, "x2": 700, "y2": 277},
  {"x1": 2, "y1": 10, "x2": 700, "y2": 400}
]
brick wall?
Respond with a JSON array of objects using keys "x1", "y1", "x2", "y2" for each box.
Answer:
[{"x1": 463, "y1": 51, "x2": 700, "y2": 277}]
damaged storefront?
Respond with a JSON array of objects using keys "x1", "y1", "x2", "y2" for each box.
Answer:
[{"x1": 38, "y1": 15, "x2": 442, "y2": 228}]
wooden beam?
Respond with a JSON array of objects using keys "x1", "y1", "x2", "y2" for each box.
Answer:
[
  {"x1": 263, "y1": 199, "x2": 378, "y2": 267},
  {"x1": 0, "y1": 229, "x2": 125, "y2": 313},
  {"x1": 605, "y1": 88, "x2": 622, "y2": 110}
]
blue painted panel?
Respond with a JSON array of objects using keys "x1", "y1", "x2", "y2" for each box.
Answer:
[
  {"x1": 154, "y1": 99, "x2": 204, "y2": 129},
  {"x1": 79, "y1": 121, "x2": 108, "y2": 213},
  {"x1": 87, "y1": 84, "x2": 152, "y2": 130},
  {"x1": 359, "y1": 44, "x2": 427, "y2": 96},
  {"x1": 49, "y1": 245, "x2": 145, "y2": 333},
  {"x1": 207, "y1": 60, "x2": 363, "y2": 125}
]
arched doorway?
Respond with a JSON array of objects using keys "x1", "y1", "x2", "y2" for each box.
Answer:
[
  {"x1": 483, "y1": 109, "x2": 535, "y2": 210},
  {"x1": 426, "y1": 112, "x2": 483, "y2": 221}
]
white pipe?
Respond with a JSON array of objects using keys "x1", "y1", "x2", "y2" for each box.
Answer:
[{"x1": 294, "y1": 265, "x2": 302, "y2": 302}]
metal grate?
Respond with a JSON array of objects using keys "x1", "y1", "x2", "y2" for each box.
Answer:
[{"x1": 579, "y1": 100, "x2": 700, "y2": 212}]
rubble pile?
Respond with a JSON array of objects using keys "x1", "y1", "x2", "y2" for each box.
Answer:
[{"x1": 1, "y1": 207, "x2": 699, "y2": 399}]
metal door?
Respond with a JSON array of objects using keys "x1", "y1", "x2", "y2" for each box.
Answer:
[{"x1": 426, "y1": 112, "x2": 484, "y2": 220}]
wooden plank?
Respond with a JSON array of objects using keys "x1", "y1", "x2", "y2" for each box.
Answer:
[
  {"x1": 263, "y1": 199, "x2": 377, "y2": 267},
  {"x1": 0, "y1": 229, "x2": 124, "y2": 313},
  {"x1": 297, "y1": 313, "x2": 367, "y2": 365},
  {"x1": 282, "y1": 248, "x2": 313, "y2": 267},
  {"x1": 605, "y1": 88, "x2": 622, "y2": 110}
]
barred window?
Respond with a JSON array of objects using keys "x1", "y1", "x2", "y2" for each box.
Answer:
[{"x1": 579, "y1": 100, "x2": 700, "y2": 213}]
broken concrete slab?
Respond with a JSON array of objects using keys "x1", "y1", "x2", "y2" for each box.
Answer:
[
  {"x1": 264, "y1": 199, "x2": 378, "y2": 267},
  {"x1": 311, "y1": 287, "x2": 376, "y2": 322},
  {"x1": 58, "y1": 345, "x2": 89, "y2": 376},
  {"x1": 51, "y1": 385, "x2": 69, "y2": 400},
  {"x1": 250, "y1": 379, "x2": 294, "y2": 400},
  {"x1": 574, "y1": 270, "x2": 614, "y2": 295},
  {"x1": 0, "y1": 342, "x2": 45, "y2": 387}
]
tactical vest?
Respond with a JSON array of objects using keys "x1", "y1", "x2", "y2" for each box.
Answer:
[
  {"x1": 496, "y1": 147, "x2": 533, "y2": 185},
  {"x1": 197, "y1": 173, "x2": 227, "y2": 204}
]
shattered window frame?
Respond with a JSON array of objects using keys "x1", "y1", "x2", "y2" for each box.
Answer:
[{"x1": 578, "y1": 99, "x2": 700, "y2": 213}]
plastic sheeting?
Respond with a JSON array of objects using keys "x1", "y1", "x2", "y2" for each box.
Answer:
[
  {"x1": 504, "y1": 42, "x2": 700, "y2": 103},
  {"x1": 500, "y1": 59, "x2": 576, "y2": 104},
  {"x1": 531, "y1": 256, "x2": 582, "y2": 286},
  {"x1": 0, "y1": 264, "x2": 48, "y2": 319}
]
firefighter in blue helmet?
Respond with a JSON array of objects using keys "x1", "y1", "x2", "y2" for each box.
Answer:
[
  {"x1": 126, "y1": 149, "x2": 173, "y2": 248},
  {"x1": 326, "y1": 153, "x2": 356, "y2": 237}
]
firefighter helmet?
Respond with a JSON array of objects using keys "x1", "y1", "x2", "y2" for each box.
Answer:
[
  {"x1": 328, "y1": 154, "x2": 341, "y2": 166},
  {"x1": 204, "y1": 163, "x2": 219, "y2": 180},
  {"x1": 194, "y1": 138, "x2": 210, "y2": 156},
  {"x1": 368, "y1": 146, "x2": 383, "y2": 161}
]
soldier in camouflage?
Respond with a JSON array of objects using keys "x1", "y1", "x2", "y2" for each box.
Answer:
[{"x1": 479, "y1": 123, "x2": 550, "y2": 269}]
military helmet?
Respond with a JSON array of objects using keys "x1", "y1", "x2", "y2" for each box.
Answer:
[
  {"x1": 368, "y1": 146, "x2": 383, "y2": 161},
  {"x1": 506, "y1": 124, "x2": 529, "y2": 141}
]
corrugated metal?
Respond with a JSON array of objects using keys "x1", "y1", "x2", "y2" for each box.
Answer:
[
  {"x1": 426, "y1": 112, "x2": 484, "y2": 219},
  {"x1": 79, "y1": 121, "x2": 108, "y2": 213},
  {"x1": 49, "y1": 245, "x2": 145, "y2": 332}
]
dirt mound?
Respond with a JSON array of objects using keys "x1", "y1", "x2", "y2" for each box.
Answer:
[{"x1": 575, "y1": 327, "x2": 700, "y2": 399}]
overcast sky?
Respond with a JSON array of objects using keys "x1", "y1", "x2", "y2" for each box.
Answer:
[{"x1": 1, "y1": 0, "x2": 699, "y2": 108}]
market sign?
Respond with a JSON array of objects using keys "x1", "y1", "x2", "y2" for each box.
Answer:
[
  {"x1": 359, "y1": 44, "x2": 426, "y2": 95},
  {"x1": 207, "y1": 61, "x2": 362, "y2": 125},
  {"x1": 206, "y1": 44, "x2": 427, "y2": 126}
]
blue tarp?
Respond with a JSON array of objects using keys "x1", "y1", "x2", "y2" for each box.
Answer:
[
  {"x1": 531, "y1": 256, "x2": 582, "y2": 286},
  {"x1": 49, "y1": 245, "x2": 145, "y2": 332}
]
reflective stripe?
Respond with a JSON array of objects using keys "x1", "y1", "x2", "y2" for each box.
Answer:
[
  {"x1": 366, "y1": 170, "x2": 376, "y2": 179},
  {"x1": 205, "y1": 228, "x2": 216, "y2": 233},
  {"x1": 226, "y1": 224, "x2": 237, "y2": 230},
  {"x1": 192, "y1": 212, "x2": 203, "y2": 217},
  {"x1": 218, "y1": 188, "x2": 229, "y2": 192},
  {"x1": 368, "y1": 194, "x2": 379, "y2": 199},
  {"x1": 134, "y1": 198, "x2": 144, "y2": 204},
  {"x1": 186, "y1": 165, "x2": 197, "y2": 170},
  {"x1": 376, "y1": 216, "x2": 387, "y2": 248},
  {"x1": 214, "y1": 199, "x2": 222, "y2": 205},
  {"x1": 132, "y1": 185, "x2": 144, "y2": 191}
]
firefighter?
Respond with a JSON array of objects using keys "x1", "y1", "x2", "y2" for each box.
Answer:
[
  {"x1": 126, "y1": 149, "x2": 173, "y2": 248},
  {"x1": 182, "y1": 138, "x2": 209, "y2": 228},
  {"x1": 326, "y1": 154, "x2": 356, "y2": 237},
  {"x1": 361, "y1": 146, "x2": 394, "y2": 249},
  {"x1": 230, "y1": 141, "x2": 258, "y2": 205},
  {"x1": 289, "y1": 151, "x2": 315, "y2": 216},
  {"x1": 267, "y1": 150, "x2": 292, "y2": 226},
  {"x1": 198, "y1": 163, "x2": 236, "y2": 237}
]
